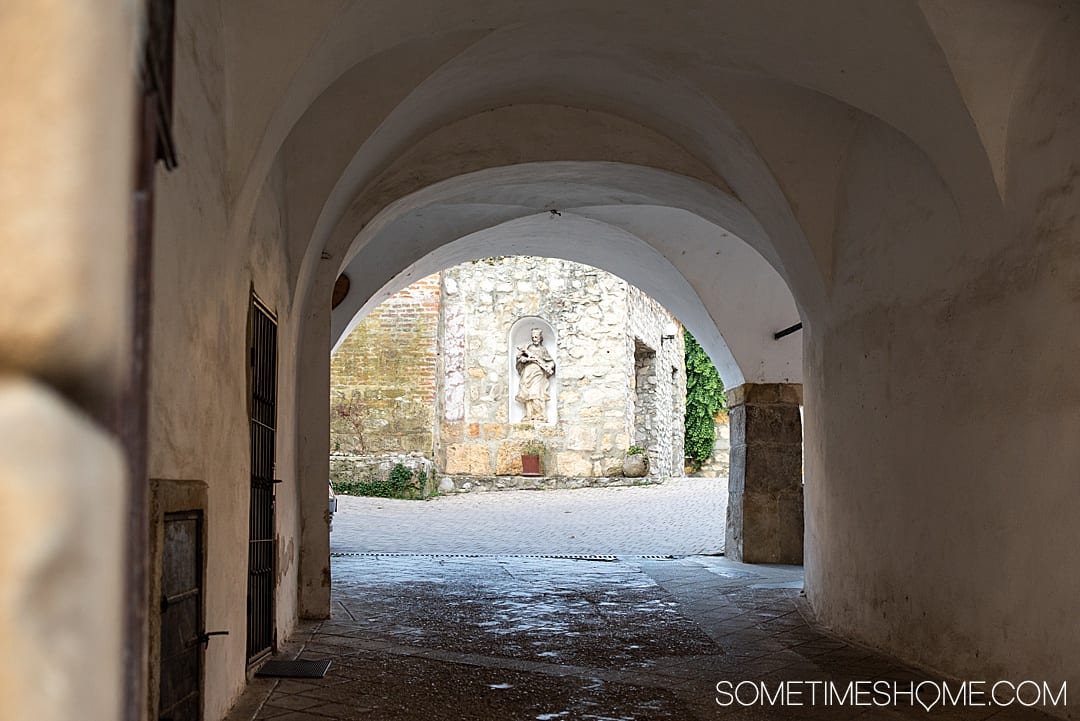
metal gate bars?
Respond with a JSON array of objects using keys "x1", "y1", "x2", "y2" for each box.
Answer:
[{"x1": 247, "y1": 297, "x2": 277, "y2": 662}]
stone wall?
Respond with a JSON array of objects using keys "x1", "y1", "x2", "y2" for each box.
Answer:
[
  {"x1": 436, "y1": 256, "x2": 685, "y2": 478},
  {"x1": 438, "y1": 474, "x2": 662, "y2": 493},
  {"x1": 331, "y1": 257, "x2": 686, "y2": 481},
  {"x1": 692, "y1": 411, "x2": 731, "y2": 477},
  {"x1": 330, "y1": 274, "x2": 440, "y2": 454},
  {"x1": 329, "y1": 452, "x2": 437, "y2": 498},
  {"x1": 627, "y1": 283, "x2": 686, "y2": 475}
]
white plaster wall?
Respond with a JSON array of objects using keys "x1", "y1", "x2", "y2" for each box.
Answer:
[
  {"x1": 330, "y1": 166, "x2": 802, "y2": 389},
  {"x1": 148, "y1": 1, "x2": 300, "y2": 716},
  {"x1": 804, "y1": 40, "x2": 1080, "y2": 713},
  {"x1": 148, "y1": 4, "x2": 1080, "y2": 719},
  {"x1": 221, "y1": 2, "x2": 1008, "y2": 324}
]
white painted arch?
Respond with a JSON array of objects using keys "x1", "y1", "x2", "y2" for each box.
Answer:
[{"x1": 331, "y1": 163, "x2": 802, "y2": 388}]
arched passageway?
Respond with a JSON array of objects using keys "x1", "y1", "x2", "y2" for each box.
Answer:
[
  {"x1": 210, "y1": 4, "x2": 1080, "y2": 716},
  {"x1": 329, "y1": 203, "x2": 806, "y2": 510},
  {"x1": 7, "y1": 3, "x2": 1080, "y2": 721},
  {"x1": 313, "y1": 168, "x2": 809, "y2": 563},
  {"x1": 331, "y1": 164, "x2": 805, "y2": 388},
  {"x1": 327, "y1": 252, "x2": 744, "y2": 556}
]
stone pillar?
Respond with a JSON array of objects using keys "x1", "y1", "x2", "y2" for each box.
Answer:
[
  {"x1": 297, "y1": 283, "x2": 332, "y2": 619},
  {"x1": 725, "y1": 383, "x2": 803, "y2": 564}
]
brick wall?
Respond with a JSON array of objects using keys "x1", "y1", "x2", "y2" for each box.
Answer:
[{"x1": 329, "y1": 273, "x2": 441, "y2": 454}]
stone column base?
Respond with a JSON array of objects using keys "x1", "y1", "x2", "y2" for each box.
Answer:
[{"x1": 725, "y1": 383, "x2": 804, "y2": 564}]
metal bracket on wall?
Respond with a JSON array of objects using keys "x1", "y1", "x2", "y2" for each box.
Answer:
[{"x1": 773, "y1": 322, "x2": 802, "y2": 340}]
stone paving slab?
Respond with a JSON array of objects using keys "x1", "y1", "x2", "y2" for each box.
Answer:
[
  {"x1": 223, "y1": 484, "x2": 1061, "y2": 720},
  {"x1": 227, "y1": 556, "x2": 1059, "y2": 721},
  {"x1": 331, "y1": 476, "x2": 728, "y2": 556}
]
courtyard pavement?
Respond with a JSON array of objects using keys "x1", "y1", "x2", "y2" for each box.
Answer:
[
  {"x1": 330, "y1": 476, "x2": 729, "y2": 556},
  {"x1": 224, "y1": 482, "x2": 1057, "y2": 720}
]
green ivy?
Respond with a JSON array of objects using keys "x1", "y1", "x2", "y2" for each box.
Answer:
[
  {"x1": 684, "y1": 329, "x2": 726, "y2": 471},
  {"x1": 333, "y1": 463, "x2": 421, "y2": 499}
]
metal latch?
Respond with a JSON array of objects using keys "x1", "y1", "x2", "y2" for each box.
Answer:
[{"x1": 197, "y1": 630, "x2": 229, "y2": 648}]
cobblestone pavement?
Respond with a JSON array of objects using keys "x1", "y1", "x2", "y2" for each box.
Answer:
[
  {"x1": 330, "y1": 477, "x2": 728, "y2": 556},
  {"x1": 227, "y1": 555, "x2": 1056, "y2": 721}
]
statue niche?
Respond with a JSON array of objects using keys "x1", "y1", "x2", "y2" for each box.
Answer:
[
  {"x1": 509, "y1": 318, "x2": 557, "y2": 423},
  {"x1": 515, "y1": 328, "x2": 555, "y2": 421}
]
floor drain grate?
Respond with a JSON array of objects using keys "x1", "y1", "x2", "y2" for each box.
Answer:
[
  {"x1": 330, "y1": 552, "x2": 677, "y2": 561},
  {"x1": 254, "y1": 658, "x2": 332, "y2": 679}
]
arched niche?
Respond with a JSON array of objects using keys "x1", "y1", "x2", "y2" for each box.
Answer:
[{"x1": 508, "y1": 316, "x2": 557, "y2": 425}]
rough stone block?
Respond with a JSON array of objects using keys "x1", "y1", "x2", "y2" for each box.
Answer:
[
  {"x1": 509, "y1": 424, "x2": 536, "y2": 439},
  {"x1": 495, "y1": 441, "x2": 527, "y2": 475},
  {"x1": 440, "y1": 422, "x2": 465, "y2": 443},
  {"x1": 727, "y1": 383, "x2": 803, "y2": 408},
  {"x1": 482, "y1": 423, "x2": 506, "y2": 440},
  {"x1": 582, "y1": 387, "x2": 609, "y2": 405},
  {"x1": 565, "y1": 424, "x2": 597, "y2": 451},
  {"x1": 578, "y1": 405, "x2": 604, "y2": 423},
  {"x1": 444, "y1": 443, "x2": 490, "y2": 474},
  {"x1": 735, "y1": 490, "x2": 804, "y2": 564},
  {"x1": 744, "y1": 445, "x2": 803, "y2": 493},
  {"x1": 555, "y1": 451, "x2": 593, "y2": 477},
  {"x1": 725, "y1": 492, "x2": 744, "y2": 559},
  {"x1": 729, "y1": 405, "x2": 747, "y2": 447},
  {"x1": 727, "y1": 445, "x2": 747, "y2": 494},
  {"x1": 744, "y1": 404, "x2": 802, "y2": 446},
  {"x1": 779, "y1": 384, "x2": 803, "y2": 405}
]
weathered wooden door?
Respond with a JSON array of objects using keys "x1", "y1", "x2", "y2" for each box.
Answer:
[
  {"x1": 158, "y1": 511, "x2": 203, "y2": 721},
  {"x1": 247, "y1": 298, "x2": 277, "y2": 662}
]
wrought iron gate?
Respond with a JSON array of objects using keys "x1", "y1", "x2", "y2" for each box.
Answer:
[
  {"x1": 159, "y1": 511, "x2": 203, "y2": 721},
  {"x1": 247, "y1": 298, "x2": 277, "y2": 662}
]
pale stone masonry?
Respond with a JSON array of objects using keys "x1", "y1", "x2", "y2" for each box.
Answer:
[
  {"x1": 331, "y1": 256, "x2": 687, "y2": 481},
  {"x1": 692, "y1": 412, "x2": 731, "y2": 478},
  {"x1": 437, "y1": 256, "x2": 685, "y2": 479}
]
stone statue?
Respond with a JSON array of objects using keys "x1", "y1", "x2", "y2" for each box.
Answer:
[{"x1": 515, "y1": 328, "x2": 555, "y2": 421}]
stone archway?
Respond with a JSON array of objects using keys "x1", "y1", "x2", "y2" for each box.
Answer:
[
  {"x1": 319, "y1": 187, "x2": 808, "y2": 569},
  {"x1": 330, "y1": 164, "x2": 806, "y2": 388}
]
